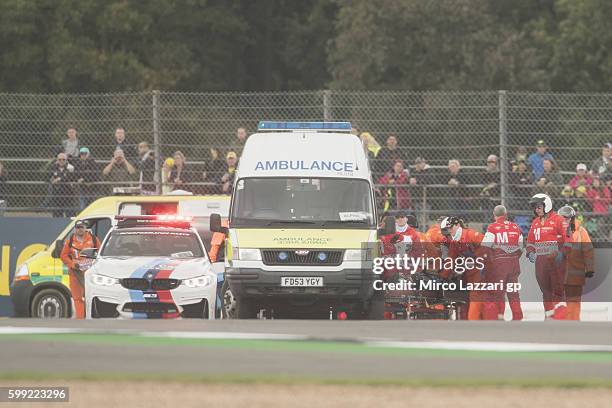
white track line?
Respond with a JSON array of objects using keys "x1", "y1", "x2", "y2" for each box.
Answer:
[
  {"x1": 139, "y1": 331, "x2": 307, "y2": 341},
  {"x1": 0, "y1": 326, "x2": 306, "y2": 341},
  {"x1": 367, "y1": 340, "x2": 612, "y2": 352},
  {"x1": 0, "y1": 327, "x2": 85, "y2": 334},
  {"x1": 2, "y1": 326, "x2": 612, "y2": 352}
]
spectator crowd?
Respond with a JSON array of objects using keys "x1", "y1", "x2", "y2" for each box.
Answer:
[
  {"x1": 0, "y1": 126, "x2": 248, "y2": 217},
  {"x1": 358, "y1": 127, "x2": 611, "y2": 240},
  {"x1": 0, "y1": 125, "x2": 610, "y2": 240}
]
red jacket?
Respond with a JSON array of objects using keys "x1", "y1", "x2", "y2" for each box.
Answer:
[
  {"x1": 568, "y1": 175, "x2": 593, "y2": 189},
  {"x1": 586, "y1": 187, "x2": 611, "y2": 215},
  {"x1": 377, "y1": 170, "x2": 412, "y2": 210},
  {"x1": 379, "y1": 228, "x2": 423, "y2": 279},
  {"x1": 526, "y1": 213, "x2": 566, "y2": 256},
  {"x1": 482, "y1": 216, "x2": 523, "y2": 261},
  {"x1": 396, "y1": 226, "x2": 424, "y2": 263}
]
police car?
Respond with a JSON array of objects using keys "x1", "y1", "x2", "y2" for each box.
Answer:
[{"x1": 83, "y1": 215, "x2": 217, "y2": 319}]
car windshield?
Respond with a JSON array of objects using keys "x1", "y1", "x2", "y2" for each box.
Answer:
[
  {"x1": 101, "y1": 229, "x2": 204, "y2": 257},
  {"x1": 231, "y1": 177, "x2": 375, "y2": 227}
]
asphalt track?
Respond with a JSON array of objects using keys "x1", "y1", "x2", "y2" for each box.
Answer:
[{"x1": 1, "y1": 319, "x2": 612, "y2": 383}]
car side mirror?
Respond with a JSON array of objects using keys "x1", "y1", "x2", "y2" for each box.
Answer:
[
  {"x1": 80, "y1": 248, "x2": 98, "y2": 259},
  {"x1": 210, "y1": 213, "x2": 228, "y2": 234},
  {"x1": 52, "y1": 240, "x2": 64, "y2": 258}
]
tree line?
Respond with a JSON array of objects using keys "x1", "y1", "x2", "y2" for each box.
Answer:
[{"x1": 1, "y1": 0, "x2": 610, "y2": 93}]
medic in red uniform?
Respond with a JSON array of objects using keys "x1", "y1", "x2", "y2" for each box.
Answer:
[
  {"x1": 394, "y1": 212, "x2": 424, "y2": 266},
  {"x1": 378, "y1": 213, "x2": 422, "y2": 281},
  {"x1": 526, "y1": 193, "x2": 567, "y2": 319},
  {"x1": 481, "y1": 205, "x2": 523, "y2": 320}
]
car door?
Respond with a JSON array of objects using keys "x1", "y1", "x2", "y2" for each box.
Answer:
[{"x1": 84, "y1": 217, "x2": 113, "y2": 248}]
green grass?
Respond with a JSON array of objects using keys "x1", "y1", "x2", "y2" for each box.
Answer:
[
  {"x1": 0, "y1": 371, "x2": 612, "y2": 388},
  {"x1": 3, "y1": 332, "x2": 612, "y2": 364},
  {"x1": 3, "y1": 333, "x2": 612, "y2": 388}
]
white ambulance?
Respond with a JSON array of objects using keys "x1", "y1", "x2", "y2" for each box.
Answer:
[{"x1": 211, "y1": 121, "x2": 381, "y2": 319}]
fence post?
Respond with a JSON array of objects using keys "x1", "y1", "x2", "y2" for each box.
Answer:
[
  {"x1": 420, "y1": 186, "x2": 428, "y2": 230},
  {"x1": 498, "y1": 90, "x2": 508, "y2": 208},
  {"x1": 152, "y1": 90, "x2": 161, "y2": 194},
  {"x1": 323, "y1": 90, "x2": 332, "y2": 121}
]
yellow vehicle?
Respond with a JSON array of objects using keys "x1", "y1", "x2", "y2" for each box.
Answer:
[{"x1": 11, "y1": 194, "x2": 230, "y2": 318}]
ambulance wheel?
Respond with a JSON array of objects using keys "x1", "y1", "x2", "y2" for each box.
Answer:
[
  {"x1": 235, "y1": 297, "x2": 258, "y2": 319},
  {"x1": 365, "y1": 293, "x2": 385, "y2": 320},
  {"x1": 31, "y1": 289, "x2": 69, "y2": 319},
  {"x1": 221, "y1": 280, "x2": 237, "y2": 319}
]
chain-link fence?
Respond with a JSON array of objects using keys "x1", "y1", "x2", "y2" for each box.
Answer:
[{"x1": 0, "y1": 91, "x2": 610, "y2": 240}]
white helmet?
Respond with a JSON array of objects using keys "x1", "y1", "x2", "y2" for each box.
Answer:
[
  {"x1": 440, "y1": 216, "x2": 461, "y2": 237},
  {"x1": 529, "y1": 193, "x2": 553, "y2": 214},
  {"x1": 557, "y1": 205, "x2": 576, "y2": 219}
]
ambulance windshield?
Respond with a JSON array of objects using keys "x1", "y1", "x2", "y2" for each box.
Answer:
[{"x1": 231, "y1": 178, "x2": 375, "y2": 227}]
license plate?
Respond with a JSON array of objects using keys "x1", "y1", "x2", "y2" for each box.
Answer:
[
  {"x1": 143, "y1": 293, "x2": 158, "y2": 299},
  {"x1": 281, "y1": 277, "x2": 324, "y2": 287}
]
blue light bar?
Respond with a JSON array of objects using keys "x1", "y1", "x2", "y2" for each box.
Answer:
[{"x1": 257, "y1": 121, "x2": 352, "y2": 131}]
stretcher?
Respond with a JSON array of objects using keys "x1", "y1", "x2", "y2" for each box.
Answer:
[{"x1": 383, "y1": 271, "x2": 468, "y2": 320}]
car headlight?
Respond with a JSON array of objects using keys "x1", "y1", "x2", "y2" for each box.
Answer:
[
  {"x1": 182, "y1": 275, "x2": 213, "y2": 288},
  {"x1": 235, "y1": 248, "x2": 261, "y2": 261},
  {"x1": 90, "y1": 274, "x2": 119, "y2": 286},
  {"x1": 343, "y1": 249, "x2": 372, "y2": 262},
  {"x1": 13, "y1": 264, "x2": 29, "y2": 282}
]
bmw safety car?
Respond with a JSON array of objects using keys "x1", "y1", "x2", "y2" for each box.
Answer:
[{"x1": 84, "y1": 215, "x2": 217, "y2": 319}]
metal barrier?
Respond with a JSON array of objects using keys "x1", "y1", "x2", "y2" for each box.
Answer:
[{"x1": 0, "y1": 90, "x2": 610, "y2": 239}]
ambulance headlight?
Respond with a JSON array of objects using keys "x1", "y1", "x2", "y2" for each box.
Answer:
[
  {"x1": 237, "y1": 248, "x2": 261, "y2": 261},
  {"x1": 91, "y1": 274, "x2": 119, "y2": 286},
  {"x1": 13, "y1": 264, "x2": 30, "y2": 282},
  {"x1": 343, "y1": 249, "x2": 372, "y2": 262},
  {"x1": 182, "y1": 275, "x2": 213, "y2": 288}
]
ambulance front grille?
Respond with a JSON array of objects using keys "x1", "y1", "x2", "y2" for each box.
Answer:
[{"x1": 261, "y1": 249, "x2": 343, "y2": 266}]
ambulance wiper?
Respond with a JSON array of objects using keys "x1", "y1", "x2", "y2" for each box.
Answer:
[
  {"x1": 265, "y1": 220, "x2": 316, "y2": 226},
  {"x1": 322, "y1": 220, "x2": 368, "y2": 226}
]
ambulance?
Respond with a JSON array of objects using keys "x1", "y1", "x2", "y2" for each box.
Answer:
[
  {"x1": 211, "y1": 121, "x2": 381, "y2": 319},
  {"x1": 11, "y1": 194, "x2": 230, "y2": 318}
]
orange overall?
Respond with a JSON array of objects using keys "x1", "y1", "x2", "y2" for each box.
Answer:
[
  {"x1": 208, "y1": 219, "x2": 229, "y2": 262},
  {"x1": 425, "y1": 224, "x2": 449, "y2": 277},
  {"x1": 448, "y1": 228, "x2": 485, "y2": 320},
  {"x1": 60, "y1": 232, "x2": 100, "y2": 318},
  {"x1": 563, "y1": 222, "x2": 594, "y2": 320}
]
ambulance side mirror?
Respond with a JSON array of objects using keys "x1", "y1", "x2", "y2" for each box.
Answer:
[
  {"x1": 80, "y1": 248, "x2": 98, "y2": 259},
  {"x1": 210, "y1": 213, "x2": 228, "y2": 234},
  {"x1": 52, "y1": 240, "x2": 64, "y2": 258}
]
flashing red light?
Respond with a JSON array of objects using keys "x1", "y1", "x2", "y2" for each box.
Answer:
[
  {"x1": 337, "y1": 311, "x2": 348, "y2": 320},
  {"x1": 115, "y1": 215, "x2": 193, "y2": 228},
  {"x1": 156, "y1": 215, "x2": 192, "y2": 222}
]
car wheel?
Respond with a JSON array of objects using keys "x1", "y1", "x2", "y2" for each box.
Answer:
[
  {"x1": 91, "y1": 298, "x2": 99, "y2": 319},
  {"x1": 30, "y1": 289, "x2": 69, "y2": 319},
  {"x1": 221, "y1": 280, "x2": 237, "y2": 319},
  {"x1": 235, "y1": 297, "x2": 258, "y2": 319},
  {"x1": 365, "y1": 293, "x2": 385, "y2": 320}
]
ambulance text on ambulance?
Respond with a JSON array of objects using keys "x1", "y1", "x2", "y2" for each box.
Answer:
[{"x1": 255, "y1": 160, "x2": 355, "y2": 172}]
